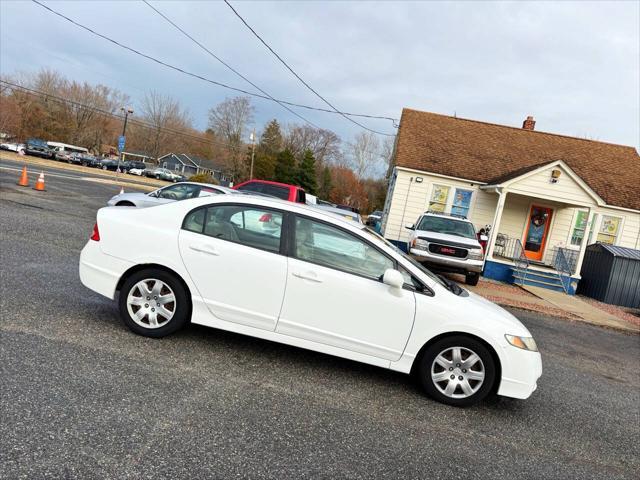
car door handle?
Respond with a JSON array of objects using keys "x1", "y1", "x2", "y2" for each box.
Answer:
[
  {"x1": 292, "y1": 271, "x2": 323, "y2": 283},
  {"x1": 189, "y1": 244, "x2": 220, "y2": 256}
]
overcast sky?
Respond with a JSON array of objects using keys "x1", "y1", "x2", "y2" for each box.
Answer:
[{"x1": 1, "y1": 1, "x2": 638, "y2": 148}]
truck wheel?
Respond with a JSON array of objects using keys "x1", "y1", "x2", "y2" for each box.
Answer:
[{"x1": 465, "y1": 272, "x2": 480, "y2": 286}]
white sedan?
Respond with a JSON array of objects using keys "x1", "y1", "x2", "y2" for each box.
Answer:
[
  {"x1": 79, "y1": 195, "x2": 542, "y2": 407},
  {"x1": 107, "y1": 182, "x2": 237, "y2": 208}
]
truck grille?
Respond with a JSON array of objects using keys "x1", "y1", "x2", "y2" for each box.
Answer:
[{"x1": 428, "y1": 243, "x2": 468, "y2": 258}]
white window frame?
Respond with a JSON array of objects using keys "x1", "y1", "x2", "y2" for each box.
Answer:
[
  {"x1": 426, "y1": 183, "x2": 475, "y2": 218},
  {"x1": 566, "y1": 209, "x2": 589, "y2": 250},
  {"x1": 594, "y1": 214, "x2": 624, "y2": 246}
]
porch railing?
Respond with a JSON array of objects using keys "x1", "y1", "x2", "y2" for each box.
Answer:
[
  {"x1": 553, "y1": 247, "x2": 573, "y2": 294},
  {"x1": 512, "y1": 239, "x2": 529, "y2": 286}
]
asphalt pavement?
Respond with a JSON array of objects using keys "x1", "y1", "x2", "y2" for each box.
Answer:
[{"x1": 1, "y1": 163, "x2": 639, "y2": 479}]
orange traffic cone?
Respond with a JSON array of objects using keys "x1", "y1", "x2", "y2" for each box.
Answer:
[
  {"x1": 33, "y1": 172, "x2": 46, "y2": 191},
  {"x1": 17, "y1": 165, "x2": 29, "y2": 187}
]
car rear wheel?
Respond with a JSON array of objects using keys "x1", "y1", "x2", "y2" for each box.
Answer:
[
  {"x1": 417, "y1": 335, "x2": 496, "y2": 407},
  {"x1": 465, "y1": 272, "x2": 480, "y2": 286},
  {"x1": 115, "y1": 201, "x2": 135, "y2": 207},
  {"x1": 118, "y1": 269, "x2": 190, "y2": 338}
]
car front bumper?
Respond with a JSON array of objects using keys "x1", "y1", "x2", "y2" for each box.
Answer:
[
  {"x1": 497, "y1": 344, "x2": 543, "y2": 399},
  {"x1": 409, "y1": 247, "x2": 484, "y2": 273}
]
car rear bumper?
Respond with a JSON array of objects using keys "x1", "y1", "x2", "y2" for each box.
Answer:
[
  {"x1": 409, "y1": 247, "x2": 483, "y2": 273},
  {"x1": 79, "y1": 241, "x2": 134, "y2": 300}
]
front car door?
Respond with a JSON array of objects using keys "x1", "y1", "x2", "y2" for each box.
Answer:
[
  {"x1": 276, "y1": 216, "x2": 415, "y2": 361},
  {"x1": 178, "y1": 204, "x2": 287, "y2": 330}
]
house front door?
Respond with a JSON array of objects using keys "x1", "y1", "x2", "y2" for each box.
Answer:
[{"x1": 523, "y1": 205, "x2": 553, "y2": 261}]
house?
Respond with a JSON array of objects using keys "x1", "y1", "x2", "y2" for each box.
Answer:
[
  {"x1": 121, "y1": 150, "x2": 155, "y2": 164},
  {"x1": 382, "y1": 108, "x2": 640, "y2": 294},
  {"x1": 159, "y1": 152, "x2": 232, "y2": 185}
]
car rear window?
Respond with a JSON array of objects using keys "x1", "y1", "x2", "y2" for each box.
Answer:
[{"x1": 238, "y1": 182, "x2": 290, "y2": 200}]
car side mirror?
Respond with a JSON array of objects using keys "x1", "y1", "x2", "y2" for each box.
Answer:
[
  {"x1": 404, "y1": 223, "x2": 415, "y2": 230},
  {"x1": 382, "y1": 269, "x2": 404, "y2": 289},
  {"x1": 148, "y1": 191, "x2": 158, "y2": 197},
  {"x1": 480, "y1": 234, "x2": 488, "y2": 241}
]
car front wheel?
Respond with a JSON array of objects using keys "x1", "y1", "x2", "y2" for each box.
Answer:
[
  {"x1": 417, "y1": 335, "x2": 496, "y2": 407},
  {"x1": 465, "y1": 272, "x2": 480, "y2": 286},
  {"x1": 118, "y1": 269, "x2": 190, "y2": 338}
]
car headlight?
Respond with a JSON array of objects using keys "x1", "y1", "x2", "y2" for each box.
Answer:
[
  {"x1": 414, "y1": 239, "x2": 429, "y2": 248},
  {"x1": 467, "y1": 249, "x2": 484, "y2": 260},
  {"x1": 505, "y1": 334, "x2": 538, "y2": 352}
]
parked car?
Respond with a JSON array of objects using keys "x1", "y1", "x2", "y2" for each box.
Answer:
[
  {"x1": 366, "y1": 210, "x2": 383, "y2": 226},
  {"x1": 25, "y1": 138, "x2": 54, "y2": 159},
  {"x1": 128, "y1": 167, "x2": 145, "y2": 176},
  {"x1": 152, "y1": 167, "x2": 183, "y2": 182},
  {"x1": 405, "y1": 212, "x2": 484, "y2": 286},
  {"x1": 234, "y1": 179, "x2": 306, "y2": 203},
  {"x1": 0, "y1": 142, "x2": 26, "y2": 154},
  {"x1": 80, "y1": 196, "x2": 542, "y2": 407},
  {"x1": 99, "y1": 159, "x2": 124, "y2": 171},
  {"x1": 55, "y1": 150, "x2": 74, "y2": 162},
  {"x1": 70, "y1": 153, "x2": 101, "y2": 167},
  {"x1": 123, "y1": 161, "x2": 147, "y2": 173},
  {"x1": 107, "y1": 182, "x2": 236, "y2": 208},
  {"x1": 313, "y1": 204, "x2": 363, "y2": 224}
]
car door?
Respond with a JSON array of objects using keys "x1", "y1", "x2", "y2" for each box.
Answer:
[
  {"x1": 276, "y1": 216, "x2": 415, "y2": 362},
  {"x1": 178, "y1": 203, "x2": 288, "y2": 331}
]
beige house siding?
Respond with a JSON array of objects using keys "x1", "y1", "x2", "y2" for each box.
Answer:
[{"x1": 507, "y1": 164, "x2": 598, "y2": 206}]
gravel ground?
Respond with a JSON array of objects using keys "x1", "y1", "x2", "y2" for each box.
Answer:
[{"x1": 1, "y1": 163, "x2": 639, "y2": 479}]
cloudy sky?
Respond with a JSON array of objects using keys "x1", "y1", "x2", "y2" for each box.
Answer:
[{"x1": 1, "y1": 1, "x2": 638, "y2": 148}]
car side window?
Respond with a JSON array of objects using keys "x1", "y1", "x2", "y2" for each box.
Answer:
[
  {"x1": 187, "y1": 205, "x2": 283, "y2": 253},
  {"x1": 294, "y1": 217, "x2": 393, "y2": 280},
  {"x1": 158, "y1": 184, "x2": 200, "y2": 200}
]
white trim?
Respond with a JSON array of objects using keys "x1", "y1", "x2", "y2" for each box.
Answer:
[
  {"x1": 593, "y1": 213, "x2": 625, "y2": 246},
  {"x1": 565, "y1": 208, "x2": 589, "y2": 250},
  {"x1": 396, "y1": 166, "x2": 486, "y2": 185}
]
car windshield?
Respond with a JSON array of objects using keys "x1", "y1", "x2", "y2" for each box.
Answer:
[
  {"x1": 362, "y1": 228, "x2": 450, "y2": 290},
  {"x1": 416, "y1": 216, "x2": 476, "y2": 239}
]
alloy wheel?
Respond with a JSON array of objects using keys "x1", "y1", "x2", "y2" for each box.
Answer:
[
  {"x1": 126, "y1": 279, "x2": 176, "y2": 329},
  {"x1": 431, "y1": 346, "x2": 485, "y2": 399}
]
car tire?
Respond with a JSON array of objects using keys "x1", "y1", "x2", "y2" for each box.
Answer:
[
  {"x1": 417, "y1": 335, "x2": 496, "y2": 407},
  {"x1": 116, "y1": 201, "x2": 135, "y2": 207},
  {"x1": 102, "y1": 165, "x2": 108, "y2": 170},
  {"x1": 465, "y1": 272, "x2": 480, "y2": 286},
  {"x1": 118, "y1": 268, "x2": 190, "y2": 338}
]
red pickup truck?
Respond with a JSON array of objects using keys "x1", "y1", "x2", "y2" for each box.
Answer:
[{"x1": 233, "y1": 179, "x2": 306, "y2": 203}]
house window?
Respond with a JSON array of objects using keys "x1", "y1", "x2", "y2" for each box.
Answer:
[
  {"x1": 569, "y1": 210, "x2": 588, "y2": 246},
  {"x1": 428, "y1": 185, "x2": 450, "y2": 213},
  {"x1": 451, "y1": 189, "x2": 473, "y2": 217},
  {"x1": 596, "y1": 215, "x2": 621, "y2": 244}
]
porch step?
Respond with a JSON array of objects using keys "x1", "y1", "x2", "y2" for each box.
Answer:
[
  {"x1": 511, "y1": 273, "x2": 566, "y2": 293},
  {"x1": 523, "y1": 269, "x2": 563, "y2": 280}
]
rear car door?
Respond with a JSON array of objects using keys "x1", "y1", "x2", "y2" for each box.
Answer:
[
  {"x1": 178, "y1": 204, "x2": 287, "y2": 330},
  {"x1": 276, "y1": 216, "x2": 415, "y2": 361}
]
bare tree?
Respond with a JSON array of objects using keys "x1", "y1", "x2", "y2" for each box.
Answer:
[
  {"x1": 140, "y1": 90, "x2": 192, "y2": 160},
  {"x1": 348, "y1": 131, "x2": 380, "y2": 179},
  {"x1": 208, "y1": 96, "x2": 254, "y2": 179},
  {"x1": 283, "y1": 124, "x2": 342, "y2": 166}
]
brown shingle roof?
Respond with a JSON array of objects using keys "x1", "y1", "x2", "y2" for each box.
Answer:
[{"x1": 395, "y1": 108, "x2": 640, "y2": 210}]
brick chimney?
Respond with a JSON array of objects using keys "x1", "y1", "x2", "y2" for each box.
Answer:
[{"x1": 522, "y1": 116, "x2": 536, "y2": 131}]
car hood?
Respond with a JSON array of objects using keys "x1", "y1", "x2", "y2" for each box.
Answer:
[
  {"x1": 415, "y1": 230, "x2": 481, "y2": 248},
  {"x1": 106, "y1": 192, "x2": 152, "y2": 205}
]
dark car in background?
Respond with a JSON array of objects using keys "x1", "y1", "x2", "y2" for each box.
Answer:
[
  {"x1": 122, "y1": 160, "x2": 146, "y2": 172},
  {"x1": 25, "y1": 138, "x2": 54, "y2": 159},
  {"x1": 98, "y1": 159, "x2": 123, "y2": 171},
  {"x1": 70, "y1": 153, "x2": 101, "y2": 167}
]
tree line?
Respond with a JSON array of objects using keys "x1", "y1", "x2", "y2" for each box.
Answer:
[{"x1": 0, "y1": 69, "x2": 393, "y2": 212}]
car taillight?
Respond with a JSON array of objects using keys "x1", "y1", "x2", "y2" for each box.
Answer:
[
  {"x1": 90, "y1": 222, "x2": 100, "y2": 241},
  {"x1": 259, "y1": 213, "x2": 272, "y2": 222}
]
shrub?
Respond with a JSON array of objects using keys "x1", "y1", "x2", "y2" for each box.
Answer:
[{"x1": 189, "y1": 173, "x2": 218, "y2": 184}]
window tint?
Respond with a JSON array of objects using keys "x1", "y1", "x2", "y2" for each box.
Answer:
[
  {"x1": 294, "y1": 217, "x2": 393, "y2": 280},
  {"x1": 238, "y1": 183, "x2": 263, "y2": 193},
  {"x1": 158, "y1": 184, "x2": 200, "y2": 200},
  {"x1": 260, "y1": 184, "x2": 290, "y2": 200},
  {"x1": 191, "y1": 205, "x2": 283, "y2": 253},
  {"x1": 183, "y1": 208, "x2": 206, "y2": 233},
  {"x1": 199, "y1": 187, "x2": 223, "y2": 197},
  {"x1": 296, "y1": 189, "x2": 306, "y2": 203}
]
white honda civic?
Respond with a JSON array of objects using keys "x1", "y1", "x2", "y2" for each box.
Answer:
[{"x1": 79, "y1": 195, "x2": 542, "y2": 407}]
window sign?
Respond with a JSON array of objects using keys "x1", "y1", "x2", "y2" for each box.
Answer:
[
  {"x1": 569, "y1": 210, "x2": 588, "y2": 246},
  {"x1": 597, "y1": 215, "x2": 621, "y2": 245},
  {"x1": 428, "y1": 185, "x2": 450, "y2": 213},
  {"x1": 451, "y1": 189, "x2": 473, "y2": 217}
]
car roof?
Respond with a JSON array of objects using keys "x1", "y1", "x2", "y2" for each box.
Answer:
[
  {"x1": 235, "y1": 179, "x2": 303, "y2": 190},
  {"x1": 422, "y1": 211, "x2": 471, "y2": 222},
  {"x1": 311, "y1": 204, "x2": 362, "y2": 222}
]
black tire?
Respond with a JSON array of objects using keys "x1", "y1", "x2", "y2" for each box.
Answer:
[
  {"x1": 417, "y1": 335, "x2": 496, "y2": 407},
  {"x1": 102, "y1": 165, "x2": 108, "y2": 170},
  {"x1": 465, "y1": 272, "x2": 480, "y2": 286},
  {"x1": 116, "y1": 201, "x2": 135, "y2": 207},
  {"x1": 118, "y1": 268, "x2": 190, "y2": 338}
]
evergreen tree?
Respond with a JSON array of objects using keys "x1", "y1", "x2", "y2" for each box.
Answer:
[
  {"x1": 274, "y1": 148, "x2": 296, "y2": 184},
  {"x1": 259, "y1": 119, "x2": 283, "y2": 156},
  {"x1": 295, "y1": 149, "x2": 317, "y2": 194},
  {"x1": 318, "y1": 165, "x2": 332, "y2": 199}
]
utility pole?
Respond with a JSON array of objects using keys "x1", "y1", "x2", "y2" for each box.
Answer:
[
  {"x1": 249, "y1": 129, "x2": 256, "y2": 180},
  {"x1": 118, "y1": 107, "x2": 133, "y2": 171}
]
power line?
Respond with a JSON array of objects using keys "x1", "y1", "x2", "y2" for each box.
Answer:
[
  {"x1": 31, "y1": 0, "x2": 398, "y2": 131},
  {"x1": 1, "y1": 80, "x2": 235, "y2": 150},
  {"x1": 223, "y1": 0, "x2": 395, "y2": 136},
  {"x1": 142, "y1": 0, "x2": 320, "y2": 130}
]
